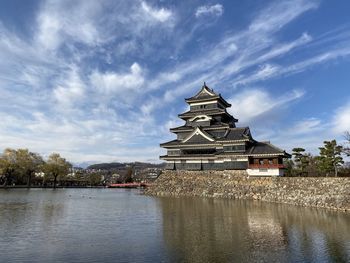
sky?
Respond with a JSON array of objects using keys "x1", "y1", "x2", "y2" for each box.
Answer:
[{"x1": 0, "y1": 0, "x2": 350, "y2": 166}]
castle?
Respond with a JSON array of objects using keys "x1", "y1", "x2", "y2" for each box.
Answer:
[{"x1": 160, "y1": 83, "x2": 290, "y2": 176}]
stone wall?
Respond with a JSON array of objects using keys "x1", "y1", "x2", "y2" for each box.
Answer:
[{"x1": 145, "y1": 170, "x2": 350, "y2": 211}]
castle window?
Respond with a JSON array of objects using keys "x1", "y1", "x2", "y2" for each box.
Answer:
[
  {"x1": 223, "y1": 145, "x2": 245, "y2": 152},
  {"x1": 168, "y1": 150, "x2": 180, "y2": 156}
]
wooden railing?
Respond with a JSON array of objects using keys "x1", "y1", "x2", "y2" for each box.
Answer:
[{"x1": 248, "y1": 164, "x2": 284, "y2": 169}]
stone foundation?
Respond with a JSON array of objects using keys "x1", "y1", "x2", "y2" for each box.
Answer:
[{"x1": 145, "y1": 170, "x2": 350, "y2": 211}]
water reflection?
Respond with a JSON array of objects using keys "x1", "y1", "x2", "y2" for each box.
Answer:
[
  {"x1": 0, "y1": 189, "x2": 349, "y2": 263},
  {"x1": 159, "y1": 197, "x2": 350, "y2": 263}
]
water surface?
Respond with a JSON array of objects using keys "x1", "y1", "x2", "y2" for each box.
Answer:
[{"x1": 0, "y1": 189, "x2": 349, "y2": 262}]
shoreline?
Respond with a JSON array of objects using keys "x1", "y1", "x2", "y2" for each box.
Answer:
[
  {"x1": 145, "y1": 170, "x2": 350, "y2": 212},
  {"x1": 0, "y1": 186, "x2": 107, "y2": 189}
]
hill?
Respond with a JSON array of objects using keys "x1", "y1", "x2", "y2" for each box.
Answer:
[{"x1": 87, "y1": 162, "x2": 166, "y2": 170}]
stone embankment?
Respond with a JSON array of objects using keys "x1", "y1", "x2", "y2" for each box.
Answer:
[{"x1": 145, "y1": 170, "x2": 350, "y2": 211}]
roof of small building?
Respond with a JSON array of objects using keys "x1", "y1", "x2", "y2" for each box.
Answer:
[{"x1": 246, "y1": 141, "x2": 290, "y2": 156}]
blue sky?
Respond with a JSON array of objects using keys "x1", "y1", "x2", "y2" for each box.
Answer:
[{"x1": 0, "y1": 0, "x2": 350, "y2": 165}]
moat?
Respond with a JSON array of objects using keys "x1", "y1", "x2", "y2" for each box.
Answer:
[{"x1": 0, "y1": 189, "x2": 349, "y2": 263}]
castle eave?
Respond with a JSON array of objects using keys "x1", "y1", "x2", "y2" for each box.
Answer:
[
  {"x1": 160, "y1": 83, "x2": 290, "y2": 172},
  {"x1": 161, "y1": 142, "x2": 222, "y2": 148}
]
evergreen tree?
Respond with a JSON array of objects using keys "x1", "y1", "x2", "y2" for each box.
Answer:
[
  {"x1": 304, "y1": 154, "x2": 319, "y2": 177},
  {"x1": 283, "y1": 158, "x2": 295, "y2": 177},
  {"x1": 317, "y1": 140, "x2": 344, "y2": 177},
  {"x1": 292, "y1": 148, "x2": 310, "y2": 176}
]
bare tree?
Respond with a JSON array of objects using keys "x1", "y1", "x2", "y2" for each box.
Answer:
[
  {"x1": 0, "y1": 148, "x2": 17, "y2": 187},
  {"x1": 43, "y1": 153, "x2": 72, "y2": 188},
  {"x1": 16, "y1": 149, "x2": 44, "y2": 187}
]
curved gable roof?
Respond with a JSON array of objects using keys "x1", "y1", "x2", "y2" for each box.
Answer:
[{"x1": 182, "y1": 127, "x2": 215, "y2": 143}]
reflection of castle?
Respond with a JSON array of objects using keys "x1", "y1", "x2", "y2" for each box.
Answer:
[
  {"x1": 159, "y1": 198, "x2": 289, "y2": 262},
  {"x1": 159, "y1": 198, "x2": 350, "y2": 262},
  {"x1": 160, "y1": 198, "x2": 249, "y2": 262},
  {"x1": 161, "y1": 83, "x2": 290, "y2": 176}
]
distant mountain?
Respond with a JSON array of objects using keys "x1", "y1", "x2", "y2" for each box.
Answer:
[
  {"x1": 87, "y1": 162, "x2": 166, "y2": 170},
  {"x1": 73, "y1": 161, "x2": 96, "y2": 169}
]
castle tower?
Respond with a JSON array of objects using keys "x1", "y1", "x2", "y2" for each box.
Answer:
[{"x1": 160, "y1": 83, "x2": 290, "y2": 176}]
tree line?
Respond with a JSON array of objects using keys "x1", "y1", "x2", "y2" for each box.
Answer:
[
  {"x1": 0, "y1": 148, "x2": 133, "y2": 188},
  {"x1": 1, "y1": 133, "x2": 349, "y2": 185},
  {"x1": 0, "y1": 148, "x2": 71, "y2": 188},
  {"x1": 285, "y1": 135, "x2": 350, "y2": 177}
]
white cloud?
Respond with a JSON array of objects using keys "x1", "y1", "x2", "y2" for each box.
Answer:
[
  {"x1": 228, "y1": 89, "x2": 304, "y2": 123},
  {"x1": 34, "y1": 0, "x2": 176, "y2": 56},
  {"x1": 53, "y1": 67, "x2": 85, "y2": 106},
  {"x1": 0, "y1": 105, "x2": 163, "y2": 163},
  {"x1": 332, "y1": 101, "x2": 350, "y2": 134},
  {"x1": 195, "y1": 4, "x2": 224, "y2": 18},
  {"x1": 147, "y1": 2, "x2": 318, "y2": 101},
  {"x1": 36, "y1": 13, "x2": 62, "y2": 50},
  {"x1": 90, "y1": 63, "x2": 144, "y2": 94},
  {"x1": 1, "y1": 0, "x2": 350, "y2": 164},
  {"x1": 231, "y1": 44, "x2": 350, "y2": 88},
  {"x1": 249, "y1": 0, "x2": 318, "y2": 33},
  {"x1": 286, "y1": 118, "x2": 323, "y2": 135},
  {"x1": 36, "y1": 0, "x2": 102, "y2": 50},
  {"x1": 141, "y1": 1, "x2": 172, "y2": 22},
  {"x1": 233, "y1": 63, "x2": 281, "y2": 87},
  {"x1": 258, "y1": 32, "x2": 312, "y2": 61},
  {"x1": 280, "y1": 47, "x2": 350, "y2": 76}
]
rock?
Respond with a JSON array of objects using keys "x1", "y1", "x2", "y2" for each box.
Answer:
[{"x1": 145, "y1": 170, "x2": 350, "y2": 211}]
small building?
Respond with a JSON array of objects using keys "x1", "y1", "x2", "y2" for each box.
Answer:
[{"x1": 160, "y1": 83, "x2": 290, "y2": 176}]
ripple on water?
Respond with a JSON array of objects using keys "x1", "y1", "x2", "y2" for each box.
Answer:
[{"x1": 0, "y1": 189, "x2": 349, "y2": 263}]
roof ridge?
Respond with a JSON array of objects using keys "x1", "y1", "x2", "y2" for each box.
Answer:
[
  {"x1": 188, "y1": 83, "x2": 218, "y2": 99},
  {"x1": 249, "y1": 144, "x2": 256, "y2": 154},
  {"x1": 259, "y1": 141, "x2": 285, "y2": 153},
  {"x1": 228, "y1": 127, "x2": 247, "y2": 130}
]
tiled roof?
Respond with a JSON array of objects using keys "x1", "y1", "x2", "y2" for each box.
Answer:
[
  {"x1": 169, "y1": 125, "x2": 192, "y2": 132},
  {"x1": 220, "y1": 127, "x2": 251, "y2": 141},
  {"x1": 179, "y1": 108, "x2": 225, "y2": 116},
  {"x1": 160, "y1": 140, "x2": 219, "y2": 147},
  {"x1": 160, "y1": 127, "x2": 252, "y2": 147},
  {"x1": 170, "y1": 124, "x2": 230, "y2": 132},
  {"x1": 178, "y1": 109, "x2": 236, "y2": 119},
  {"x1": 185, "y1": 84, "x2": 218, "y2": 100},
  {"x1": 185, "y1": 84, "x2": 231, "y2": 107},
  {"x1": 246, "y1": 141, "x2": 289, "y2": 156}
]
